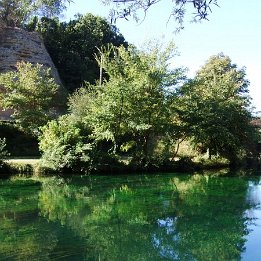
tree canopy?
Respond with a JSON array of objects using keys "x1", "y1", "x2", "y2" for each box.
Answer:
[
  {"x1": 31, "y1": 13, "x2": 127, "y2": 92},
  {"x1": 39, "y1": 45, "x2": 259, "y2": 172},
  {"x1": 0, "y1": 62, "x2": 59, "y2": 134},
  {"x1": 39, "y1": 42, "x2": 186, "y2": 171},
  {"x1": 176, "y1": 54, "x2": 256, "y2": 163},
  {"x1": 0, "y1": 0, "x2": 71, "y2": 27},
  {"x1": 70, "y1": 42, "x2": 185, "y2": 165}
]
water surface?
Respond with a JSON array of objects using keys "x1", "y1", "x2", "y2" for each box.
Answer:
[{"x1": 0, "y1": 171, "x2": 261, "y2": 260}]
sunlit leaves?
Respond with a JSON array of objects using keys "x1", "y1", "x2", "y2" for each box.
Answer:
[
  {"x1": 0, "y1": 62, "x2": 58, "y2": 134},
  {"x1": 39, "y1": 116, "x2": 93, "y2": 172},
  {"x1": 177, "y1": 54, "x2": 256, "y2": 162},
  {"x1": 70, "y1": 42, "x2": 185, "y2": 165}
]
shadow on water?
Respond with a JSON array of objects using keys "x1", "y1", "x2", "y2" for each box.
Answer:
[{"x1": 0, "y1": 169, "x2": 261, "y2": 260}]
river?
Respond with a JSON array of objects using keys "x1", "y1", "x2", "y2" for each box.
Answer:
[{"x1": 0, "y1": 170, "x2": 261, "y2": 260}]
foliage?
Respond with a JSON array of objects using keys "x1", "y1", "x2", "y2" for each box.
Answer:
[
  {"x1": 0, "y1": 62, "x2": 59, "y2": 135},
  {"x1": 40, "y1": 45, "x2": 259, "y2": 171},
  {"x1": 29, "y1": 13, "x2": 127, "y2": 92},
  {"x1": 176, "y1": 54, "x2": 257, "y2": 163},
  {"x1": 101, "y1": 0, "x2": 219, "y2": 31},
  {"x1": 0, "y1": 0, "x2": 71, "y2": 27},
  {"x1": 39, "y1": 116, "x2": 93, "y2": 172},
  {"x1": 68, "y1": 42, "x2": 185, "y2": 167}
]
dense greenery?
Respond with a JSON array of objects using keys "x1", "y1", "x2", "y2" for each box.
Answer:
[
  {"x1": 39, "y1": 116, "x2": 93, "y2": 172},
  {"x1": 39, "y1": 42, "x2": 187, "y2": 172},
  {"x1": 0, "y1": 3, "x2": 259, "y2": 172},
  {"x1": 39, "y1": 43, "x2": 259, "y2": 173},
  {"x1": 29, "y1": 13, "x2": 127, "y2": 92},
  {"x1": 0, "y1": 62, "x2": 59, "y2": 135},
  {"x1": 176, "y1": 54, "x2": 257, "y2": 164}
]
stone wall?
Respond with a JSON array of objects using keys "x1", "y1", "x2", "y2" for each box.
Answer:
[
  {"x1": 0, "y1": 26, "x2": 66, "y2": 120},
  {"x1": 0, "y1": 27, "x2": 61, "y2": 82}
]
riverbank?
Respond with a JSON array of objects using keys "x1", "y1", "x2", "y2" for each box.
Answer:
[
  {"x1": 1, "y1": 156, "x2": 260, "y2": 178},
  {"x1": 0, "y1": 158, "x2": 40, "y2": 177}
]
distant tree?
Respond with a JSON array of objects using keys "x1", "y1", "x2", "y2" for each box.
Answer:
[
  {"x1": 0, "y1": 0, "x2": 71, "y2": 27},
  {"x1": 33, "y1": 13, "x2": 127, "y2": 92},
  {"x1": 101, "y1": 0, "x2": 219, "y2": 30},
  {"x1": 177, "y1": 54, "x2": 256, "y2": 163},
  {"x1": 0, "y1": 62, "x2": 58, "y2": 135}
]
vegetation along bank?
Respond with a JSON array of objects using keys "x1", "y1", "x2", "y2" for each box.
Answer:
[{"x1": 0, "y1": 1, "x2": 260, "y2": 176}]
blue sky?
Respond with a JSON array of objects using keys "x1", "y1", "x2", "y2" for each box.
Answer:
[{"x1": 64, "y1": 0, "x2": 261, "y2": 113}]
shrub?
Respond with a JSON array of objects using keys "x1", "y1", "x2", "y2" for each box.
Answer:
[{"x1": 39, "y1": 116, "x2": 93, "y2": 173}]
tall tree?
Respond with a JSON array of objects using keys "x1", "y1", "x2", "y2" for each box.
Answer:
[
  {"x1": 0, "y1": 0, "x2": 71, "y2": 27},
  {"x1": 68, "y1": 42, "x2": 185, "y2": 166},
  {"x1": 177, "y1": 54, "x2": 256, "y2": 163},
  {"x1": 0, "y1": 62, "x2": 58, "y2": 134},
  {"x1": 39, "y1": 41, "x2": 185, "y2": 172},
  {"x1": 34, "y1": 14, "x2": 127, "y2": 92}
]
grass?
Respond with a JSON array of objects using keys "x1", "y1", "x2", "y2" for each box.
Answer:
[
  {"x1": 3, "y1": 158, "x2": 40, "y2": 176},
  {"x1": 5, "y1": 158, "x2": 40, "y2": 165}
]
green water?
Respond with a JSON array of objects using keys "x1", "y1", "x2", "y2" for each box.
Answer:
[{"x1": 0, "y1": 171, "x2": 261, "y2": 260}]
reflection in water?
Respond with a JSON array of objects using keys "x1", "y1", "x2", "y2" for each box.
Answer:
[
  {"x1": 242, "y1": 180, "x2": 261, "y2": 260},
  {"x1": 0, "y1": 173, "x2": 261, "y2": 260},
  {"x1": 153, "y1": 218, "x2": 179, "y2": 260}
]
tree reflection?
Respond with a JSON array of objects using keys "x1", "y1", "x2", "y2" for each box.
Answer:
[
  {"x1": 0, "y1": 179, "x2": 87, "y2": 261},
  {"x1": 153, "y1": 175, "x2": 252, "y2": 260},
  {"x1": 38, "y1": 173, "x2": 255, "y2": 260},
  {"x1": 0, "y1": 179, "x2": 57, "y2": 260}
]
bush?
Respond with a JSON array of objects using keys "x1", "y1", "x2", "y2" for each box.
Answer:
[{"x1": 39, "y1": 117, "x2": 93, "y2": 173}]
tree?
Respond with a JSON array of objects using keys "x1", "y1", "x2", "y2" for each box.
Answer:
[
  {"x1": 68, "y1": 42, "x2": 185, "y2": 166},
  {"x1": 176, "y1": 54, "x2": 256, "y2": 163},
  {"x1": 33, "y1": 14, "x2": 127, "y2": 92},
  {"x1": 101, "y1": 0, "x2": 219, "y2": 30},
  {"x1": 0, "y1": 62, "x2": 59, "y2": 134},
  {"x1": 40, "y1": 41, "x2": 185, "y2": 172},
  {"x1": 0, "y1": 0, "x2": 71, "y2": 27}
]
